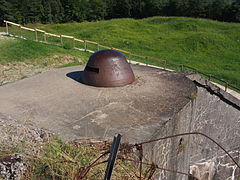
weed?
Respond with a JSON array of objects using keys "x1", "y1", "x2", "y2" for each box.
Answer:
[
  {"x1": 20, "y1": 135, "x2": 141, "y2": 180},
  {"x1": 189, "y1": 92, "x2": 197, "y2": 101}
]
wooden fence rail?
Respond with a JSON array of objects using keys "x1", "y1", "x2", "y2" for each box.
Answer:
[{"x1": 3, "y1": 20, "x2": 240, "y2": 93}]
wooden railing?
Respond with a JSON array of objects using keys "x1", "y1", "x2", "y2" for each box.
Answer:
[{"x1": 3, "y1": 20, "x2": 240, "y2": 93}]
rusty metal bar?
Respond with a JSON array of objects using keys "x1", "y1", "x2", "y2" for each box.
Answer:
[{"x1": 104, "y1": 134, "x2": 122, "y2": 180}]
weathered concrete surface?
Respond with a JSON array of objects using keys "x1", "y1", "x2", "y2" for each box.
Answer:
[
  {"x1": 184, "y1": 75, "x2": 240, "y2": 180},
  {"x1": 0, "y1": 65, "x2": 196, "y2": 144},
  {"x1": 147, "y1": 73, "x2": 240, "y2": 180},
  {"x1": 0, "y1": 64, "x2": 197, "y2": 179},
  {"x1": 190, "y1": 150, "x2": 240, "y2": 180},
  {"x1": 2, "y1": 64, "x2": 239, "y2": 179}
]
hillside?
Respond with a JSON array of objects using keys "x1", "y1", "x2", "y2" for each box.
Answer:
[
  {"x1": 32, "y1": 17, "x2": 240, "y2": 87},
  {"x1": 1, "y1": 17, "x2": 240, "y2": 88},
  {"x1": 0, "y1": 37, "x2": 90, "y2": 65}
]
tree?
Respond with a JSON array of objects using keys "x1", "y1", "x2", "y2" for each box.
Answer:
[
  {"x1": 229, "y1": 0, "x2": 240, "y2": 22},
  {"x1": 88, "y1": 0, "x2": 107, "y2": 21},
  {"x1": 0, "y1": 0, "x2": 17, "y2": 24},
  {"x1": 144, "y1": 0, "x2": 169, "y2": 17},
  {"x1": 210, "y1": 0, "x2": 232, "y2": 21},
  {"x1": 186, "y1": 0, "x2": 208, "y2": 18},
  {"x1": 0, "y1": 0, "x2": 239, "y2": 26},
  {"x1": 131, "y1": 0, "x2": 147, "y2": 18},
  {"x1": 105, "y1": 0, "x2": 116, "y2": 19},
  {"x1": 111, "y1": 0, "x2": 132, "y2": 18},
  {"x1": 49, "y1": 0, "x2": 63, "y2": 23}
]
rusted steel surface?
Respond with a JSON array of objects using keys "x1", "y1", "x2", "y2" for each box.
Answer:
[{"x1": 81, "y1": 49, "x2": 135, "y2": 87}]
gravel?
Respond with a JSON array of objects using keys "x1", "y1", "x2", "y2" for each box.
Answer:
[
  {"x1": 0, "y1": 113, "x2": 51, "y2": 180},
  {"x1": 0, "y1": 154, "x2": 25, "y2": 180},
  {"x1": 0, "y1": 113, "x2": 50, "y2": 151}
]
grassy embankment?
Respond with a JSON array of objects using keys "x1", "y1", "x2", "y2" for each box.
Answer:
[
  {"x1": 1, "y1": 17, "x2": 240, "y2": 87},
  {"x1": 0, "y1": 26, "x2": 91, "y2": 67},
  {"x1": 31, "y1": 17, "x2": 239, "y2": 88}
]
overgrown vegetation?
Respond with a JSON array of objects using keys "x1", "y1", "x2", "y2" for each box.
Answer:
[
  {"x1": 31, "y1": 17, "x2": 240, "y2": 87},
  {"x1": 0, "y1": 135, "x2": 144, "y2": 180}
]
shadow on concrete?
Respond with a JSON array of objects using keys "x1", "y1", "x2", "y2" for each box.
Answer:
[{"x1": 66, "y1": 71, "x2": 84, "y2": 83}]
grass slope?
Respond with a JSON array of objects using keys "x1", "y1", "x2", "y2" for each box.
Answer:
[
  {"x1": 0, "y1": 37, "x2": 91, "y2": 65},
  {"x1": 31, "y1": 17, "x2": 240, "y2": 87}
]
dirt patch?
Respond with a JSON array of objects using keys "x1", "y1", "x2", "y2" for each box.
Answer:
[{"x1": 0, "y1": 55, "x2": 82, "y2": 85}]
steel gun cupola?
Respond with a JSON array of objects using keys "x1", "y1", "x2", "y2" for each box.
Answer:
[{"x1": 81, "y1": 49, "x2": 135, "y2": 87}]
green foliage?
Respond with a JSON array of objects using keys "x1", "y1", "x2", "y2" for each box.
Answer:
[
  {"x1": 189, "y1": 92, "x2": 198, "y2": 101},
  {"x1": 1, "y1": 0, "x2": 240, "y2": 26},
  {"x1": 21, "y1": 135, "x2": 140, "y2": 179},
  {"x1": 34, "y1": 17, "x2": 240, "y2": 87},
  {"x1": 26, "y1": 135, "x2": 95, "y2": 179},
  {"x1": 55, "y1": 61, "x2": 80, "y2": 68}
]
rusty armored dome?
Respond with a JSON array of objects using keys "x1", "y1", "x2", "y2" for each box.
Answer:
[{"x1": 81, "y1": 49, "x2": 135, "y2": 87}]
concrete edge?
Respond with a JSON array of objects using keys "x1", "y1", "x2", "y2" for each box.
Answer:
[{"x1": 128, "y1": 60, "x2": 240, "y2": 103}]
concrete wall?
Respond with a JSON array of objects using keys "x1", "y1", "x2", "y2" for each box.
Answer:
[
  {"x1": 187, "y1": 75, "x2": 240, "y2": 180},
  {"x1": 144, "y1": 74, "x2": 240, "y2": 180}
]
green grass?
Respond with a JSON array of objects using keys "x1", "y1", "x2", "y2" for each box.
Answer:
[
  {"x1": 29, "y1": 17, "x2": 240, "y2": 88},
  {"x1": 0, "y1": 135, "x2": 142, "y2": 180},
  {"x1": 55, "y1": 61, "x2": 80, "y2": 68},
  {"x1": 0, "y1": 38, "x2": 90, "y2": 65}
]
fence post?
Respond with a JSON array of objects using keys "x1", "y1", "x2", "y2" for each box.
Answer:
[
  {"x1": 208, "y1": 75, "x2": 211, "y2": 81},
  {"x1": 60, "y1": 35, "x2": 63, "y2": 46},
  {"x1": 145, "y1": 56, "x2": 148, "y2": 66},
  {"x1": 181, "y1": 65, "x2": 184, "y2": 71},
  {"x1": 97, "y1": 43, "x2": 99, "y2": 51},
  {"x1": 73, "y1": 37, "x2": 75, "y2": 49},
  {"x1": 84, "y1": 40, "x2": 87, "y2": 51},
  {"x1": 5, "y1": 21, "x2": 9, "y2": 34},
  {"x1": 225, "y1": 82, "x2": 228, "y2": 92},
  {"x1": 44, "y1": 32, "x2": 47, "y2": 42},
  {"x1": 34, "y1": 29, "x2": 38, "y2": 41},
  {"x1": 104, "y1": 134, "x2": 122, "y2": 180},
  {"x1": 19, "y1": 25, "x2": 22, "y2": 38}
]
